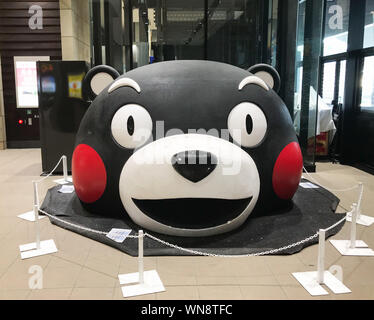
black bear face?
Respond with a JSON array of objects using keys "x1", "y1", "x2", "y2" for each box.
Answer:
[{"x1": 72, "y1": 60, "x2": 303, "y2": 237}]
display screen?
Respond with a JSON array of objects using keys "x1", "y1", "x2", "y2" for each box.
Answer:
[
  {"x1": 15, "y1": 60, "x2": 39, "y2": 108},
  {"x1": 14, "y1": 56, "x2": 50, "y2": 108},
  {"x1": 41, "y1": 76, "x2": 56, "y2": 93}
]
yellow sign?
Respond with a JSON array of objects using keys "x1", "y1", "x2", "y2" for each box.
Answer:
[{"x1": 68, "y1": 72, "x2": 85, "y2": 99}]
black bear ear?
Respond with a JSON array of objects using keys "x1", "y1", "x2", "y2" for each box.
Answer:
[
  {"x1": 83, "y1": 65, "x2": 120, "y2": 101},
  {"x1": 247, "y1": 64, "x2": 281, "y2": 93}
]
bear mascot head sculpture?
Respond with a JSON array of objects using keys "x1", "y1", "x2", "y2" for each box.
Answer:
[{"x1": 72, "y1": 60, "x2": 303, "y2": 237}]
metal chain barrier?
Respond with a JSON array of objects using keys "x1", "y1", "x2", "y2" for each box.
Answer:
[
  {"x1": 38, "y1": 208, "x2": 140, "y2": 238},
  {"x1": 145, "y1": 231, "x2": 321, "y2": 257},
  {"x1": 34, "y1": 156, "x2": 64, "y2": 183},
  {"x1": 37, "y1": 201, "x2": 347, "y2": 257},
  {"x1": 39, "y1": 208, "x2": 108, "y2": 235},
  {"x1": 322, "y1": 215, "x2": 347, "y2": 233},
  {"x1": 39, "y1": 204, "x2": 344, "y2": 257},
  {"x1": 33, "y1": 156, "x2": 348, "y2": 257}
]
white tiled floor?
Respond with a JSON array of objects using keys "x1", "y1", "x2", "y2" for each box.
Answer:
[{"x1": 1, "y1": 148, "x2": 374, "y2": 300}]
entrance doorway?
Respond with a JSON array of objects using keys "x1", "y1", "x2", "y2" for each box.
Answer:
[{"x1": 90, "y1": 0, "x2": 278, "y2": 72}]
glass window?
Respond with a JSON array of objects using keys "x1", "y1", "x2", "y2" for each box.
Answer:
[
  {"x1": 338, "y1": 60, "x2": 346, "y2": 104},
  {"x1": 321, "y1": 61, "x2": 336, "y2": 105},
  {"x1": 131, "y1": 0, "x2": 205, "y2": 68},
  {"x1": 293, "y1": 0, "x2": 324, "y2": 169},
  {"x1": 364, "y1": 0, "x2": 374, "y2": 48},
  {"x1": 90, "y1": 0, "x2": 275, "y2": 71},
  {"x1": 320, "y1": 59, "x2": 346, "y2": 106},
  {"x1": 323, "y1": 0, "x2": 350, "y2": 56},
  {"x1": 360, "y1": 56, "x2": 374, "y2": 108},
  {"x1": 207, "y1": 0, "x2": 267, "y2": 69},
  {"x1": 268, "y1": 0, "x2": 278, "y2": 67},
  {"x1": 293, "y1": 0, "x2": 306, "y2": 134}
]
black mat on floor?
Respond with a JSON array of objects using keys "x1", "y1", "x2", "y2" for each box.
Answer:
[{"x1": 40, "y1": 179, "x2": 345, "y2": 256}]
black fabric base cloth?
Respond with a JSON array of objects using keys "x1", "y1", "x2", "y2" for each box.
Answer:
[{"x1": 40, "y1": 179, "x2": 345, "y2": 256}]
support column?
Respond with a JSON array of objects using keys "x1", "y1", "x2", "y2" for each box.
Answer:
[
  {"x1": 299, "y1": 0, "x2": 324, "y2": 172},
  {"x1": 0, "y1": 55, "x2": 6, "y2": 150},
  {"x1": 277, "y1": 0, "x2": 298, "y2": 116},
  {"x1": 104, "y1": 0, "x2": 125, "y2": 73},
  {"x1": 340, "y1": 0, "x2": 366, "y2": 164},
  {"x1": 60, "y1": 0, "x2": 91, "y2": 62}
]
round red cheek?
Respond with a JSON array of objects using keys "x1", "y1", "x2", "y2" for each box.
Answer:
[
  {"x1": 72, "y1": 144, "x2": 107, "y2": 203},
  {"x1": 272, "y1": 142, "x2": 303, "y2": 200}
]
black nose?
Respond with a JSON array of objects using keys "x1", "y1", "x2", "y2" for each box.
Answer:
[{"x1": 172, "y1": 150, "x2": 217, "y2": 183}]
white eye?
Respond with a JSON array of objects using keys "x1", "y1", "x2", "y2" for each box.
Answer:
[
  {"x1": 111, "y1": 104, "x2": 152, "y2": 149},
  {"x1": 228, "y1": 102, "x2": 267, "y2": 148}
]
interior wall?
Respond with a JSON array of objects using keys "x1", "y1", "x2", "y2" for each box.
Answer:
[
  {"x1": 0, "y1": 0, "x2": 62, "y2": 148},
  {"x1": 60, "y1": 0, "x2": 91, "y2": 62}
]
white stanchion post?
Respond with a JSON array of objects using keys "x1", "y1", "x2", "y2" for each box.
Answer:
[
  {"x1": 346, "y1": 182, "x2": 374, "y2": 226},
  {"x1": 54, "y1": 155, "x2": 72, "y2": 185},
  {"x1": 118, "y1": 232, "x2": 165, "y2": 298},
  {"x1": 330, "y1": 202, "x2": 374, "y2": 256},
  {"x1": 62, "y1": 155, "x2": 68, "y2": 182},
  {"x1": 357, "y1": 183, "x2": 363, "y2": 219},
  {"x1": 17, "y1": 180, "x2": 47, "y2": 222},
  {"x1": 293, "y1": 226, "x2": 351, "y2": 296},
  {"x1": 317, "y1": 229, "x2": 326, "y2": 285},
  {"x1": 19, "y1": 181, "x2": 58, "y2": 259},
  {"x1": 138, "y1": 230, "x2": 144, "y2": 285},
  {"x1": 33, "y1": 181, "x2": 41, "y2": 250},
  {"x1": 350, "y1": 203, "x2": 358, "y2": 249}
]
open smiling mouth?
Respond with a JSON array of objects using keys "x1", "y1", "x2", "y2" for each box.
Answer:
[{"x1": 132, "y1": 197, "x2": 253, "y2": 229}]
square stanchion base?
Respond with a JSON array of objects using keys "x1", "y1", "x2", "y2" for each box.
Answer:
[
  {"x1": 19, "y1": 239, "x2": 58, "y2": 259},
  {"x1": 53, "y1": 177, "x2": 73, "y2": 185},
  {"x1": 292, "y1": 271, "x2": 351, "y2": 296},
  {"x1": 17, "y1": 211, "x2": 46, "y2": 222},
  {"x1": 330, "y1": 240, "x2": 374, "y2": 256},
  {"x1": 346, "y1": 213, "x2": 374, "y2": 227},
  {"x1": 118, "y1": 270, "x2": 165, "y2": 298}
]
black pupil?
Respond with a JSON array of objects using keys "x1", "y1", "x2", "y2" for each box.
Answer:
[
  {"x1": 127, "y1": 116, "x2": 135, "y2": 136},
  {"x1": 245, "y1": 114, "x2": 253, "y2": 135}
]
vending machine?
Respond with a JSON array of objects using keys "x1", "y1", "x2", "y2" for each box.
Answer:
[{"x1": 37, "y1": 61, "x2": 89, "y2": 173}]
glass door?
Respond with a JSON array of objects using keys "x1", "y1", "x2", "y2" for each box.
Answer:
[
  {"x1": 355, "y1": 52, "x2": 374, "y2": 169},
  {"x1": 130, "y1": 0, "x2": 272, "y2": 69},
  {"x1": 90, "y1": 0, "x2": 277, "y2": 71},
  {"x1": 131, "y1": 0, "x2": 206, "y2": 68},
  {"x1": 206, "y1": 0, "x2": 269, "y2": 69},
  {"x1": 320, "y1": 59, "x2": 346, "y2": 106},
  {"x1": 359, "y1": 55, "x2": 374, "y2": 110},
  {"x1": 319, "y1": 58, "x2": 347, "y2": 160},
  {"x1": 293, "y1": 0, "x2": 325, "y2": 171}
]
